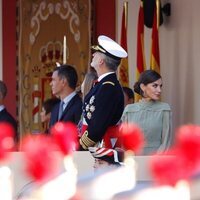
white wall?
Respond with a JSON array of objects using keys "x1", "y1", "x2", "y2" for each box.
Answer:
[
  {"x1": 8, "y1": 152, "x2": 153, "y2": 197},
  {"x1": 116, "y1": 0, "x2": 200, "y2": 133}
]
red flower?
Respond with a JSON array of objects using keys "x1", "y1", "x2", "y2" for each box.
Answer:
[
  {"x1": 119, "y1": 123, "x2": 144, "y2": 153},
  {"x1": 176, "y1": 125, "x2": 200, "y2": 171},
  {"x1": 0, "y1": 122, "x2": 15, "y2": 161},
  {"x1": 150, "y1": 124, "x2": 200, "y2": 186},
  {"x1": 21, "y1": 135, "x2": 59, "y2": 183},
  {"x1": 172, "y1": 125, "x2": 200, "y2": 175},
  {"x1": 51, "y1": 122, "x2": 78, "y2": 156},
  {"x1": 150, "y1": 150, "x2": 190, "y2": 186}
]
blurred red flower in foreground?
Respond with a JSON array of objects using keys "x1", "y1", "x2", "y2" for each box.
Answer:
[
  {"x1": 150, "y1": 124, "x2": 200, "y2": 186},
  {"x1": 176, "y1": 124, "x2": 200, "y2": 170},
  {"x1": 0, "y1": 122, "x2": 15, "y2": 161},
  {"x1": 51, "y1": 122, "x2": 78, "y2": 156},
  {"x1": 150, "y1": 150, "x2": 191, "y2": 186},
  {"x1": 21, "y1": 135, "x2": 59, "y2": 183},
  {"x1": 119, "y1": 123, "x2": 145, "y2": 153}
]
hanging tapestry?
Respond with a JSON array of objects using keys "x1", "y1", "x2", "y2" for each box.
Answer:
[{"x1": 18, "y1": 0, "x2": 91, "y2": 137}]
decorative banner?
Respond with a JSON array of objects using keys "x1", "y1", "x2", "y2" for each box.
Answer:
[
  {"x1": 118, "y1": 1, "x2": 129, "y2": 87},
  {"x1": 18, "y1": 0, "x2": 91, "y2": 137},
  {"x1": 135, "y1": 0, "x2": 146, "y2": 102}
]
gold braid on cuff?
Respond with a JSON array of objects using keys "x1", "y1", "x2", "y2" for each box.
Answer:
[{"x1": 80, "y1": 131, "x2": 96, "y2": 150}]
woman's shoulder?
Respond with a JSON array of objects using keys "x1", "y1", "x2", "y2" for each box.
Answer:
[
  {"x1": 123, "y1": 102, "x2": 143, "y2": 112},
  {"x1": 152, "y1": 101, "x2": 171, "y2": 111},
  {"x1": 123, "y1": 101, "x2": 171, "y2": 113}
]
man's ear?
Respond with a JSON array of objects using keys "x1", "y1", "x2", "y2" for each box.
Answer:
[
  {"x1": 62, "y1": 78, "x2": 67, "y2": 86},
  {"x1": 99, "y1": 57, "x2": 104, "y2": 65}
]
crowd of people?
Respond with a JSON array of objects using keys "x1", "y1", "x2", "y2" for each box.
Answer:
[{"x1": 1, "y1": 35, "x2": 172, "y2": 162}]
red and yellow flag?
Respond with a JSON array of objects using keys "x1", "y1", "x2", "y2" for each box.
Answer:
[
  {"x1": 150, "y1": 0, "x2": 160, "y2": 74},
  {"x1": 119, "y1": 2, "x2": 129, "y2": 87},
  {"x1": 135, "y1": 0, "x2": 146, "y2": 101}
]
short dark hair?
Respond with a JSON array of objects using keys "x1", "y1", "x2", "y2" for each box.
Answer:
[
  {"x1": 122, "y1": 87, "x2": 134, "y2": 101},
  {"x1": 134, "y1": 70, "x2": 161, "y2": 96},
  {"x1": 0, "y1": 81, "x2": 7, "y2": 99},
  {"x1": 42, "y1": 98, "x2": 60, "y2": 114},
  {"x1": 54, "y1": 65, "x2": 78, "y2": 89}
]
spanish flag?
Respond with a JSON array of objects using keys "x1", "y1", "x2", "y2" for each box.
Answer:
[
  {"x1": 119, "y1": 2, "x2": 129, "y2": 87},
  {"x1": 150, "y1": 0, "x2": 160, "y2": 74},
  {"x1": 135, "y1": 0, "x2": 146, "y2": 101}
]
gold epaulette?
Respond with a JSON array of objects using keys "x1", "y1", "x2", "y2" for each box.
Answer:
[
  {"x1": 80, "y1": 131, "x2": 96, "y2": 150},
  {"x1": 102, "y1": 81, "x2": 115, "y2": 86}
]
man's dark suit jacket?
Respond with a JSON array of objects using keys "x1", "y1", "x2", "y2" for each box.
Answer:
[
  {"x1": 0, "y1": 108, "x2": 18, "y2": 142},
  {"x1": 49, "y1": 94, "x2": 82, "y2": 130}
]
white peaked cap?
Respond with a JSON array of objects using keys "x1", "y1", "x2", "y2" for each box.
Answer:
[{"x1": 92, "y1": 35, "x2": 128, "y2": 60}]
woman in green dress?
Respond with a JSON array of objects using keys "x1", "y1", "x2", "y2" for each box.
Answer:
[{"x1": 121, "y1": 70, "x2": 172, "y2": 155}]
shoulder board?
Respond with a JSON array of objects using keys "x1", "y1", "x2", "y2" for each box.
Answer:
[{"x1": 102, "y1": 81, "x2": 115, "y2": 86}]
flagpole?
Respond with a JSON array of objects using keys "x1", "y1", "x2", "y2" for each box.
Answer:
[
  {"x1": 124, "y1": 1, "x2": 128, "y2": 29},
  {"x1": 63, "y1": 35, "x2": 67, "y2": 64},
  {"x1": 156, "y1": 0, "x2": 160, "y2": 29}
]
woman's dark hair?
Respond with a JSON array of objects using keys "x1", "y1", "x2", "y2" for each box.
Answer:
[
  {"x1": 0, "y1": 80, "x2": 7, "y2": 98},
  {"x1": 122, "y1": 87, "x2": 134, "y2": 101},
  {"x1": 42, "y1": 98, "x2": 60, "y2": 114},
  {"x1": 134, "y1": 70, "x2": 161, "y2": 96}
]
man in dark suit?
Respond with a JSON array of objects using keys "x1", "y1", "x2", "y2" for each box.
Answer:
[
  {"x1": 0, "y1": 80, "x2": 18, "y2": 142},
  {"x1": 49, "y1": 65, "x2": 82, "y2": 129},
  {"x1": 79, "y1": 35, "x2": 128, "y2": 150}
]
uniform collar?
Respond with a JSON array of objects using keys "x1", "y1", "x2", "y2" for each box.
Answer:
[{"x1": 98, "y1": 72, "x2": 115, "y2": 82}]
